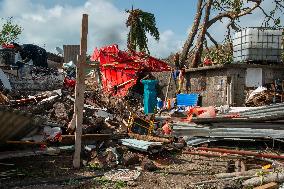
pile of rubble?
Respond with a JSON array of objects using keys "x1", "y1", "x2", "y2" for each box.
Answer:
[{"x1": 246, "y1": 86, "x2": 284, "y2": 107}]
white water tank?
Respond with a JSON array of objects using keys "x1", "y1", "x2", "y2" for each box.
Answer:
[{"x1": 233, "y1": 28, "x2": 283, "y2": 63}]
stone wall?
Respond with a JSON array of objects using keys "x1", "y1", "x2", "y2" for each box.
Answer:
[
  {"x1": 185, "y1": 68, "x2": 229, "y2": 107},
  {"x1": 8, "y1": 72, "x2": 63, "y2": 92},
  {"x1": 152, "y1": 72, "x2": 177, "y2": 100},
  {"x1": 262, "y1": 68, "x2": 284, "y2": 84},
  {"x1": 227, "y1": 68, "x2": 246, "y2": 106}
]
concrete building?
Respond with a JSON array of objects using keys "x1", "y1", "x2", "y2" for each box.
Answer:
[{"x1": 185, "y1": 64, "x2": 284, "y2": 106}]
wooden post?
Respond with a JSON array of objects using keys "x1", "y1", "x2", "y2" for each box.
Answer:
[
  {"x1": 165, "y1": 71, "x2": 172, "y2": 101},
  {"x1": 73, "y1": 14, "x2": 88, "y2": 169}
]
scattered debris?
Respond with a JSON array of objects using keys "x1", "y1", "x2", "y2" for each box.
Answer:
[
  {"x1": 120, "y1": 138, "x2": 163, "y2": 153},
  {"x1": 104, "y1": 169, "x2": 141, "y2": 182},
  {"x1": 1, "y1": 34, "x2": 284, "y2": 189},
  {"x1": 141, "y1": 158, "x2": 158, "y2": 171}
]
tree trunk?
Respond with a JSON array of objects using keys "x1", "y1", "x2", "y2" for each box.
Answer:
[
  {"x1": 243, "y1": 172, "x2": 284, "y2": 187},
  {"x1": 215, "y1": 169, "x2": 273, "y2": 179},
  {"x1": 179, "y1": 0, "x2": 203, "y2": 67},
  {"x1": 191, "y1": 0, "x2": 213, "y2": 68}
]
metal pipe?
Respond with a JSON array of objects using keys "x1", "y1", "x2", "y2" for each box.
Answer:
[{"x1": 193, "y1": 147, "x2": 284, "y2": 159}]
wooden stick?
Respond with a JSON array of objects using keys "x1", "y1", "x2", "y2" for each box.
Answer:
[
  {"x1": 165, "y1": 71, "x2": 172, "y2": 101},
  {"x1": 189, "y1": 175, "x2": 255, "y2": 186},
  {"x1": 61, "y1": 134, "x2": 127, "y2": 144},
  {"x1": 253, "y1": 182, "x2": 279, "y2": 189},
  {"x1": 128, "y1": 133, "x2": 171, "y2": 143},
  {"x1": 6, "y1": 141, "x2": 47, "y2": 145},
  {"x1": 215, "y1": 169, "x2": 273, "y2": 179},
  {"x1": 73, "y1": 14, "x2": 88, "y2": 169}
]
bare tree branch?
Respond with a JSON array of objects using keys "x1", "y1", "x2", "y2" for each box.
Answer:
[
  {"x1": 205, "y1": 32, "x2": 219, "y2": 48},
  {"x1": 207, "y1": 0, "x2": 261, "y2": 29},
  {"x1": 192, "y1": 0, "x2": 213, "y2": 68},
  {"x1": 180, "y1": 0, "x2": 204, "y2": 67},
  {"x1": 258, "y1": 6, "x2": 275, "y2": 26}
]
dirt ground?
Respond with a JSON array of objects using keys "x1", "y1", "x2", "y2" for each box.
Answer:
[{"x1": 0, "y1": 149, "x2": 247, "y2": 189}]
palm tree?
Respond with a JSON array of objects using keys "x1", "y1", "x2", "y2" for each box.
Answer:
[{"x1": 126, "y1": 8, "x2": 160, "y2": 54}]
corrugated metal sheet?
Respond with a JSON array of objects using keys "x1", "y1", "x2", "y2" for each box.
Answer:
[
  {"x1": 173, "y1": 125, "x2": 284, "y2": 139},
  {"x1": 186, "y1": 137, "x2": 218, "y2": 146},
  {"x1": 120, "y1": 138, "x2": 162, "y2": 152},
  {"x1": 0, "y1": 108, "x2": 45, "y2": 143},
  {"x1": 63, "y1": 45, "x2": 80, "y2": 64}
]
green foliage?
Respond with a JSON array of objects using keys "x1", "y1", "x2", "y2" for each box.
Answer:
[
  {"x1": 114, "y1": 180, "x2": 127, "y2": 189},
  {"x1": 126, "y1": 8, "x2": 159, "y2": 54},
  {"x1": 255, "y1": 170, "x2": 271, "y2": 185},
  {"x1": 87, "y1": 162, "x2": 102, "y2": 170},
  {"x1": 96, "y1": 177, "x2": 111, "y2": 186},
  {"x1": 94, "y1": 177, "x2": 127, "y2": 189},
  {"x1": 0, "y1": 17, "x2": 23, "y2": 45},
  {"x1": 213, "y1": 0, "x2": 244, "y2": 14},
  {"x1": 202, "y1": 43, "x2": 233, "y2": 65}
]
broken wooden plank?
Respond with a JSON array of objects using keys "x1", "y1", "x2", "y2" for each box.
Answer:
[
  {"x1": 0, "y1": 148, "x2": 60, "y2": 160},
  {"x1": 215, "y1": 169, "x2": 273, "y2": 179},
  {"x1": 61, "y1": 134, "x2": 127, "y2": 145},
  {"x1": 253, "y1": 182, "x2": 279, "y2": 189},
  {"x1": 128, "y1": 133, "x2": 171, "y2": 143},
  {"x1": 190, "y1": 175, "x2": 255, "y2": 186},
  {"x1": 6, "y1": 141, "x2": 47, "y2": 145}
]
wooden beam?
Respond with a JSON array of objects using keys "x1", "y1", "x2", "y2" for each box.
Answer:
[
  {"x1": 6, "y1": 141, "x2": 47, "y2": 145},
  {"x1": 253, "y1": 182, "x2": 279, "y2": 189},
  {"x1": 165, "y1": 71, "x2": 172, "y2": 101},
  {"x1": 128, "y1": 133, "x2": 171, "y2": 143},
  {"x1": 73, "y1": 14, "x2": 88, "y2": 169},
  {"x1": 61, "y1": 134, "x2": 127, "y2": 145}
]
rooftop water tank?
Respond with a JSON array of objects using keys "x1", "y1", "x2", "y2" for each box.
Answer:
[{"x1": 232, "y1": 28, "x2": 283, "y2": 63}]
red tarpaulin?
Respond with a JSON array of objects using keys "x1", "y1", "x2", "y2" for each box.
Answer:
[{"x1": 91, "y1": 44, "x2": 171, "y2": 97}]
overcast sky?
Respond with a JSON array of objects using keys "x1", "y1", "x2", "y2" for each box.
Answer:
[{"x1": 0, "y1": 0, "x2": 283, "y2": 58}]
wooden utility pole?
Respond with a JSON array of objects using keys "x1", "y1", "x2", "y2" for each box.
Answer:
[{"x1": 73, "y1": 14, "x2": 88, "y2": 169}]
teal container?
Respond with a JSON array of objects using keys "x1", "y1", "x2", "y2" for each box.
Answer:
[{"x1": 141, "y1": 80, "x2": 158, "y2": 115}]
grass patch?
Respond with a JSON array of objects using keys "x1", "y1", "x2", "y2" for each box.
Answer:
[{"x1": 94, "y1": 177, "x2": 127, "y2": 189}]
